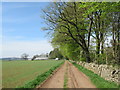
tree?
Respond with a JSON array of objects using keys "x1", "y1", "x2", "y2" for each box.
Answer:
[
  {"x1": 21, "y1": 53, "x2": 29, "y2": 60},
  {"x1": 42, "y1": 2, "x2": 120, "y2": 65},
  {"x1": 110, "y1": 12, "x2": 120, "y2": 64},
  {"x1": 43, "y1": 2, "x2": 92, "y2": 62},
  {"x1": 81, "y1": 2, "x2": 120, "y2": 64},
  {"x1": 49, "y1": 48, "x2": 63, "y2": 59},
  {"x1": 60, "y1": 41, "x2": 81, "y2": 61},
  {"x1": 31, "y1": 55, "x2": 39, "y2": 61}
]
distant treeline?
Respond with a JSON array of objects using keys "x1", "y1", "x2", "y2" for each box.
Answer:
[{"x1": 1, "y1": 58, "x2": 22, "y2": 61}]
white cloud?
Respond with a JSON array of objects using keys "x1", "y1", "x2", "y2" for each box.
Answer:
[{"x1": 2, "y1": 40, "x2": 53, "y2": 58}]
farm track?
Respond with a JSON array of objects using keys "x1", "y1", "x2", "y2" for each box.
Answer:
[
  {"x1": 37, "y1": 61, "x2": 96, "y2": 88},
  {"x1": 36, "y1": 61, "x2": 67, "y2": 88}
]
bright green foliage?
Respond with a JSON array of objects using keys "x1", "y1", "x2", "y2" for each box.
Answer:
[
  {"x1": 49, "y1": 48, "x2": 64, "y2": 59},
  {"x1": 42, "y1": 2, "x2": 120, "y2": 65},
  {"x1": 60, "y1": 42, "x2": 81, "y2": 61}
]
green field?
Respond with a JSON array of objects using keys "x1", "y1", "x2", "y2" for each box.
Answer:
[{"x1": 2, "y1": 60, "x2": 63, "y2": 88}]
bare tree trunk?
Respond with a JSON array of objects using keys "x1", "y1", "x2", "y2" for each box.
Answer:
[
  {"x1": 88, "y1": 15, "x2": 93, "y2": 48},
  {"x1": 101, "y1": 21, "x2": 104, "y2": 54},
  {"x1": 97, "y1": 13, "x2": 101, "y2": 56},
  {"x1": 117, "y1": 16, "x2": 120, "y2": 64},
  {"x1": 84, "y1": 48, "x2": 91, "y2": 63},
  {"x1": 96, "y1": 39, "x2": 100, "y2": 55},
  {"x1": 112, "y1": 24, "x2": 116, "y2": 58},
  {"x1": 101, "y1": 41, "x2": 104, "y2": 54}
]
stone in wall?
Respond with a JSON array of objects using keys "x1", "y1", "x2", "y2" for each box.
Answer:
[{"x1": 77, "y1": 61, "x2": 119, "y2": 84}]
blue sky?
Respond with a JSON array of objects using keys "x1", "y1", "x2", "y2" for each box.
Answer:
[{"x1": 2, "y1": 2, "x2": 53, "y2": 58}]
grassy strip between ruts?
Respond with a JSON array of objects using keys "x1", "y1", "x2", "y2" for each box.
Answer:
[
  {"x1": 16, "y1": 60, "x2": 65, "y2": 89},
  {"x1": 71, "y1": 62, "x2": 119, "y2": 89},
  {"x1": 64, "y1": 63, "x2": 68, "y2": 89}
]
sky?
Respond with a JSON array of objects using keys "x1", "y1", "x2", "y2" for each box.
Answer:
[{"x1": 1, "y1": 2, "x2": 54, "y2": 58}]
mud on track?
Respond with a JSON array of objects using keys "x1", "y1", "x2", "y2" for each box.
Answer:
[{"x1": 37, "y1": 61, "x2": 96, "y2": 88}]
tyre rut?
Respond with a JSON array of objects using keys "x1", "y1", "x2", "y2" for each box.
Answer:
[{"x1": 37, "y1": 61, "x2": 96, "y2": 88}]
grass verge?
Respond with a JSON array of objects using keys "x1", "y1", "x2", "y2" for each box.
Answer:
[
  {"x1": 72, "y1": 62, "x2": 119, "y2": 89},
  {"x1": 16, "y1": 60, "x2": 64, "y2": 88}
]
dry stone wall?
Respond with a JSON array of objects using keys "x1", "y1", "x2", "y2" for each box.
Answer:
[{"x1": 76, "y1": 61, "x2": 120, "y2": 84}]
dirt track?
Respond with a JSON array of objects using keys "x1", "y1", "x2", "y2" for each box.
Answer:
[{"x1": 37, "y1": 61, "x2": 96, "y2": 88}]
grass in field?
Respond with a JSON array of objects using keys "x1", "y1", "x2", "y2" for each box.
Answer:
[
  {"x1": 18, "y1": 61, "x2": 64, "y2": 88},
  {"x1": 72, "y1": 62, "x2": 119, "y2": 89},
  {"x1": 2, "y1": 60, "x2": 64, "y2": 88}
]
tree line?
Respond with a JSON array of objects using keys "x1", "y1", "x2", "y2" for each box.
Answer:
[{"x1": 42, "y1": 2, "x2": 120, "y2": 65}]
